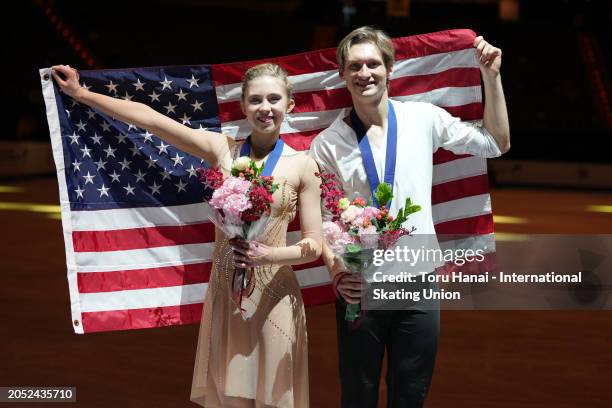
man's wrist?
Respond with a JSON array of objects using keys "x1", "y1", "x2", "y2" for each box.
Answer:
[{"x1": 480, "y1": 70, "x2": 501, "y2": 83}]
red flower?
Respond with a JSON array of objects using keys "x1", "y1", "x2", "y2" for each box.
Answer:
[
  {"x1": 316, "y1": 171, "x2": 345, "y2": 221},
  {"x1": 380, "y1": 229, "x2": 409, "y2": 249},
  {"x1": 351, "y1": 197, "x2": 366, "y2": 207},
  {"x1": 241, "y1": 185, "x2": 274, "y2": 222},
  {"x1": 197, "y1": 166, "x2": 225, "y2": 189}
]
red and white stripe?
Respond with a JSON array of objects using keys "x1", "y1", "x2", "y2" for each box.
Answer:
[{"x1": 44, "y1": 29, "x2": 495, "y2": 333}]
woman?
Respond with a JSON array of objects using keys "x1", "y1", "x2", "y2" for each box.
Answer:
[{"x1": 52, "y1": 63, "x2": 322, "y2": 407}]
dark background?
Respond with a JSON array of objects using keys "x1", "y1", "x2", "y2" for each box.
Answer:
[
  {"x1": 2, "y1": 1, "x2": 612, "y2": 407},
  {"x1": 7, "y1": 0, "x2": 612, "y2": 163}
]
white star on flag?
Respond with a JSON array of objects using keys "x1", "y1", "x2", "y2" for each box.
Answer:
[
  {"x1": 146, "y1": 156, "x2": 158, "y2": 168},
  {"x1": 105, "y1": 80, "x2": 119, "y2": 93},
  {"x1": 133, "y1": 169, "x2": 146, "y2": 183},
  {"x1": 94, "y1": 158, "x2": 107, "y2": 171},
  {"x1": 68, "y1": 132, "x2": 80, "y2": 145},
  {"x1": 148, "y1": 91, "x2": 161, "y2": 102},
  {"x1": 149, "y1": 181, "x2": 162, "y2": 195},
  {"x1": 109, "y1": 171, "x2": 121, "y2": 183},
  {"x1": 72, "y1": 159, "x2": 81, "y2": 172},
  {"x1": 157, "y1": 142, "x2": 170, "y2": 155},
  {"x1": 104, "y1": 146, "x2": 117, "y2": 158},
  {"x1": 171, "y1": 153, "x2": 185, "y2": 166},
  {"x1": 186, "y1": 164, "x2": 198, "y2": 178},
  {"x1": 83, "y1": 171, "x2": 95, "y2": 184},
  {"x1": 132, "y1": 78, "x2": 146, "y2": 91},
  {"x1": 160, "y1": 168, "x2": 173, "y2": 181},
  {"x1": 114, "y1": 133, "x2": 128, "y2": 144},
  {"x1": 164, "y1": 102, "x2": 177, "y2": 114},
  {"x1": 80, "y1": 146, "x2": 92, "y2": 158},
  {"x1": 129, "y1": 145, "x2": 142, "y2": 156},
  {"x1": 90, "y1": 133, "x2": 103, "y2": 145},
  {"x1": 186, "y1": 75, "x2": 200, "y2": 88},
  {"x1": 141, "y1": 131, "x2": 154, "y2": 143},
  {"x1": 180, "y1": 113, "x2": 192, "y2": 125},
  {"x1": 159, "y1": 76, "x2": 173, "y2": 91},
  {"x1": 97, "y1": 184, "x2": 110, "y2": 197},
  {"x1": 175, "y1": 179, "x2": 188, "y2": 192},
  {"x1": 123, "y1": 183, "x2": 136, "y2": 196},
  {"x1": 74, "y1": 186, "x2": 85, "y2": 199},
  {"x1": 76, "y1": 120, "x2": 87, "y2": 132},
  {"x1": 191, "y1": 100, "x2": 203, "y2": 112},
  {"x1": 119, "y1": 158, "x2": 132, "y2": 170},
  {"x1": 175, "y1": 89, "x2": 188, "y2": 101}
]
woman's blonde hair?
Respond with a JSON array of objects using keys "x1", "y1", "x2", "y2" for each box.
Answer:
[
  {"x1": 336, "y1": 26, "x2": 395, "y2": 72},
  {"x1": 241, "y1": 63, "x2": 293, "y2": 100}
]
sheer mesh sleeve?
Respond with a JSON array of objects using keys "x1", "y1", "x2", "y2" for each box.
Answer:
[{"x1": 268, "y1": 154, "x2": 322, "y2": 266}]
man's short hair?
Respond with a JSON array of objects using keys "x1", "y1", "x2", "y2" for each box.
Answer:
[{"x1": 336, "y1": 26, "x2": 395, "y2": 72}]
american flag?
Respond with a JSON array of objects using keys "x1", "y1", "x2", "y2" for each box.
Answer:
[{"x1": 41, "y1": 28, "x2": 495, "y2": 334}]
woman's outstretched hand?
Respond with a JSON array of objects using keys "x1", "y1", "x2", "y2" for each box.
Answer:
[
  {"x1": 51, "y1": 64, "x2": 83, "y2": 99},
  {"x1": 230, "y1": 237, "x2": 275, "y2": 268}
]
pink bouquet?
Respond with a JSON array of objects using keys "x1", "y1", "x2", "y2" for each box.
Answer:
[
  {"x1": 317, "y1": 172, "x2": 421, "y2": 321},
  {"x1": 199, "y1": 157, "x2": 278, "y2": 308}
]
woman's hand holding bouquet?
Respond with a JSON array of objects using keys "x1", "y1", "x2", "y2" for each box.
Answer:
[{"x1": 199, "y1": 157, "x2": 278, "y2": 310}]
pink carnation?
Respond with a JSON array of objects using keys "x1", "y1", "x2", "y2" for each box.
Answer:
[
  {"x1": 322, "y1": 221, "x2": 355, "y2": 253},
  {"x1": 341, "y1": 205, "x2": 364, "y2": 226},
  {"x1": 209, "y1": 177, "x2": 251, "y2": 205},
  {"x1": 362, "y1": 206, "x2": 380, "y2": 220},
  {"x1": 358, "y1": 225, "x2": 379, "y2": 249},
  {"x1": 224, "y1": 177, "x2": 252, "y2": 195},
  {"x1": 209, "y1": 176, "x2": 253, "y2": 223},
  {"x1": 221, "y1": 193, "x2": 252, "y2": 224}
]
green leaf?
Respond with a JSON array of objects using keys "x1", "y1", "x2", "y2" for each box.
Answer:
[
  {"x1": 405, "y1": 204, "x2": 421, "y2": 216},
  {"x1": 389, "y1": 197, "x2": 422, "y2": 229},
  {"x1": 374, "y1": 218, "x2": 384, "y2": 230},
  {"x1": 251, "y1": 161, "x2": 263, "y2": 177},
  {"x1": 345, "y1": 243, "x2": 362, "y2": 253},
  {"x1": 375, "y1": 182, "x2": 393, "y2": 207},
  {"x1": 403, "y1": 198, "x2": 421, "y2": 215}
]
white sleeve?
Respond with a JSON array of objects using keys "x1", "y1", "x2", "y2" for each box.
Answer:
[{"x1": 429, "y1": 103, "x2": 502, "y2": 158}]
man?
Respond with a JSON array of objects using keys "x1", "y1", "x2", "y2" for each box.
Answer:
[{"x1": 309, "y1": 26, "x2": 510, "y2": 407}]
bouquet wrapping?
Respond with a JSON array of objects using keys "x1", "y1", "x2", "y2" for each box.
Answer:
[{"x1": 199, "y1": 157, "x2": 278, "y2": 310}]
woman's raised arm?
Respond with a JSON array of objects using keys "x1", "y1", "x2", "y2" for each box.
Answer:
[{"x1": 52, "y1": 64, "x2": 229, "y2": 166}]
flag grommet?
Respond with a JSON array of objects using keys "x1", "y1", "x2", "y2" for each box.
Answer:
[{"x1": 73, "y1": 320, "x2": 80, "y2": 327}]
